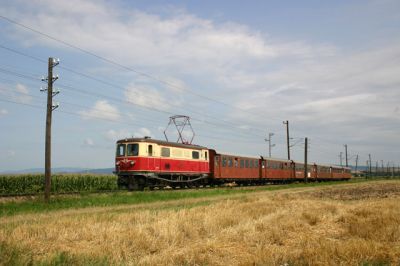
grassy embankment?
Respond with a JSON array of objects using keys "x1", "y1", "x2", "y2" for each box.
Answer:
[
  {"x1": 0, "y1": 177, "x2": 393, "y2": 216},
  {"x1": 0, "y1": 179, "x2": 400, "y2": 265}
]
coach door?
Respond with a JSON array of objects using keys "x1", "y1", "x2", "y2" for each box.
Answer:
[
  {"x1": 214, "y1": 155, "x2": 221, "y2": 178},
  {"x1": 147, "y1": 144, "x2": 160, "y2": 172}
]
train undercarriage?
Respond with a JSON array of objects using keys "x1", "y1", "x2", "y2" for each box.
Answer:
[{"x1": 117, "y1": 172, "x2": 350, "y2": 191}]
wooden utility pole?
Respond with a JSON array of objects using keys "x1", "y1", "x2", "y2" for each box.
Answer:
[
  {"x1": 43, "y1": 57, "x2": 59, "y2": 203},
  {"x1": 304, "y1": 137, "x2": 308, "y2": 183},
  {"x1": 339, "y1": 152, "x2": 343, "y2": 167},
  {"x1": 344, "y1": 144, "x2": 348, "y2": 167},
  {"x1": 368, "y1": 154, "x2": 372, "y2": 177},
  {"x1": 355, "y1": 154, "x2": 359, "y2": 173},
  {"x1": 283, "y1": 121, "x2": 290, "y2": 160}
]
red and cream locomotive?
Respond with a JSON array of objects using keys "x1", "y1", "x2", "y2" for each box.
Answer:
[{"x1": 115, "y1": 137, "x2": 352, "y2": 190}]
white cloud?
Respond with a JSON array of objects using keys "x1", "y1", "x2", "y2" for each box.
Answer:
[
  {"x1": 125, "y1": 84, "x2": 173, "y2": 110},
  {"x1": 0, "y1": 83, "x2": 32, "y2": 104},
  {"x1": 0, "y1": 109, "x2": 8, "y2": 116},
  {"x1": 2, "y1": 0, "x2": 400, "y2": 164},
  {"x1": 133, "y1": 127, "x2": 153, "y2": 138},
  {"x1": 79, "y1": 100, "x2": 121, "y2": 121},
  {"x1": 14, "y1": 84, "x2": 32, "y2": 103},
  {"x1": 104, "y1": 128, "x2": 153, "y2": 140},
  {"x1": 83, "y1": 138, "x2": 94, "y2": 147},
  {"x1": 104, "y1": 129, "x2": 131, "y2": 141},
  {"x1": 3, "y1": 0, "x2": 333, "y2": 74}
]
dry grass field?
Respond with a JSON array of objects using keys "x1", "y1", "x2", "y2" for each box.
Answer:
[{"x1": 1, "y1": 180, "x2": 400, "y2": 265}]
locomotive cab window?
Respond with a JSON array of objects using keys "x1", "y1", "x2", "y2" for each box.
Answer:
[
  {"x1": 161, "y1": 147, "x2": 170, "y2": 157},
  {"x1": 205, "y1": 151, "x2": 208, "y2": 160},
  {"x1": 148, "y1": 145, "x2": 153, "y2": 156},
  {"x1": 116, "y1": 144, "x2": 126, "y2": 157},
  {"x1": 127, "y1": 143, "x2": 139, "y2": 156},
  {"x1": 192, "y1": 151, "x2": 200, "y2": 159}
]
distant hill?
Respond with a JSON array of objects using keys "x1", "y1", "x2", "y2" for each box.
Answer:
[{"x1": 0, "y1": 167, "x2": 114, "y2": 175}]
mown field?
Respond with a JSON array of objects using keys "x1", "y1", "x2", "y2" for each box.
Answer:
[{"x1": 0, "y1": 179, "x2": 399, "y2": 265}]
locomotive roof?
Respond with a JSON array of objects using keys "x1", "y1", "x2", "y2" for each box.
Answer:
[{"x1": 116, "y1": 137, "x2": 208, "y2": 150}]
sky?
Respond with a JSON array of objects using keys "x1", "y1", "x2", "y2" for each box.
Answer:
[{"x1": 0, "y1": 0, "x2": 399, "y2": 171}]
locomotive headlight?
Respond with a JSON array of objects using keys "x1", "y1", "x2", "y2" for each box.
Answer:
[
  {"x1": 116, "y1": 161, "x2": 120, "y2": 166},
  {"x1": 130, "y1": 161, "x2": 135, "y2": 166}
]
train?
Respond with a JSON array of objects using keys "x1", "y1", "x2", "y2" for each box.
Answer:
[{"x1": 115, "y1": 137, "x2": 352, "y2": 190}]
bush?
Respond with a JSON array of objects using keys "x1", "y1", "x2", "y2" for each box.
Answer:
[{"x1": 0, "y1": 174, "x2": 118, "y2": 195}]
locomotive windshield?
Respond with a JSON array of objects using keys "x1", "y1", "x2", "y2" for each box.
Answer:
[
  {"x1": 116, "y1": 144, "x2": 126, "y2": 157},
  {"x1": 127, "y1": 143, "x2": 139, "y2": 156}
]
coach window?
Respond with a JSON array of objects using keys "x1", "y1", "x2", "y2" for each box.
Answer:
[
  {"x1": 234, "y1": 158, "x2": 238, "y2": 167},
  {"x1": 255, "y1": 160, "x2": 259, "y2": 168},
  {"x1": 222, "y1": 157, "x2": 227, "y2": 167},
  {"x1": 215, "y1": 156, "x2": 219, "y2": 166},
  {"x1": 116, "y1": 144, "x2": 126, "y2": 157},
  {"x1": 250, "y1": 160, "x2": 253, "y2": 168},
  {"x1": 245, "y1": 159, "x2": 249, "y2": 168},
  {"x1": 240, "y1": 159, "x2": 244, "y2": 168},
  {"x1": 127, "y1": 143, "x2": 139, "y2": 156},
  {"x1": 227, "y1": 157, "x2": 232, "y2": 167},
  {"x1": 148, "y1": 145, "x2": 153, "y2": 156},
  {"x1": 161, "y1": 147, "x2": 170, "y2": 157},
  {"x1": 192, "y1": 151, "x2": 200, "y2": 159}
]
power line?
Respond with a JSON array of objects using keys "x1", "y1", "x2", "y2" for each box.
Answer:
[
  {"x1": 0, "y1": 50, "x2": 274, "y2": 137},
  {"x1": 0, "y1": 16, "x2": 388, "y2": 156},
  {"x1": 0, "y1": 97, "x2": 270, "y2": 146},
  {"x1": 0, "y1": 43, "x2": 332, "y2": 145},
  {"x1": 0, "y1": 65, "x2": 273, "y2": 140},
  {"x1": 0, "y1": 15, "x2": 284, "y2": 124}
]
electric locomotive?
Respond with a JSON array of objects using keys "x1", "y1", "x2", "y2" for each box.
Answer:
[{"x1": 115, "y1": 137, "x2": 352, "y2": 190}]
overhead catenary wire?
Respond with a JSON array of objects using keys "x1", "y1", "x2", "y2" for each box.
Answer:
[
  {"x1": 0, "y1": 15, "x2": 284, "y2": 123},
  {"x1": 0, "y1": 47, "x2": 276, "y2": 138},
  {"x1": 1, "y1": 15, "x2": 390, "y2": 160},
  {"x1": 0, "y1": 65, "x2": 275, "y2": 141},
  {"x1": 0, "y1": 97, "x2": 269, "y2": 146}
]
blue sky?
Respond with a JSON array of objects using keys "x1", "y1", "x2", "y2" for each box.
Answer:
[{"x1": 0, "y1": 0, "x2": 399, "y2": 171}]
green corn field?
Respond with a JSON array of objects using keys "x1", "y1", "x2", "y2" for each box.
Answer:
[{"x1": 0, "y1": 174, "x2": 118, "y2": 195}]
